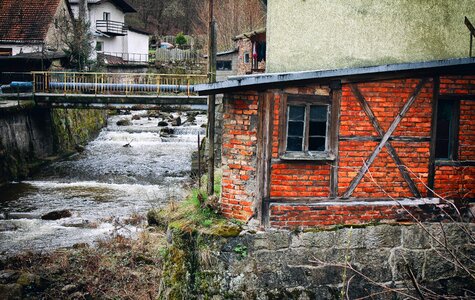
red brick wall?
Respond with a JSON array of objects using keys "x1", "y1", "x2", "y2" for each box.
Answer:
[
  {"x1": 269, "y1": 201, "x2": 466, "y2": 229},
  {"x1": 434, "y1": 76, "x2": 475, "y2": 200},
  {"x1": 338, "y1": 79, "x2": 433, "y2": 198},
  {"x1": 220, "y1": 76, "x2": 475, "y2": 228},
  {"x1": 221, "y1": 92, "x2": 259, "y2": 221}
]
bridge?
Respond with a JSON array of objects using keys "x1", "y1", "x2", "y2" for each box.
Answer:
[{"x1": 0, "y1": 72, "x2": 209, "y2": 108}]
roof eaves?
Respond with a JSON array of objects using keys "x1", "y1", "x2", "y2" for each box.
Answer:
[{"x1": 195, "y1": 57, "x2": 475, "y2": 95}]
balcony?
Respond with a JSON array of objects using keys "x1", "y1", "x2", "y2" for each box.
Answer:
[{"x1": 96, "y1": 20, "x2": 127, "y2": 36}]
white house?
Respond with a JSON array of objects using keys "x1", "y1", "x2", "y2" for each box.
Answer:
[{"x1": 69, "y1": 0, "x2": 149, "y2": 64}]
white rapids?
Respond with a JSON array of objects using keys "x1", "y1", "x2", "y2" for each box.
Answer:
[{"x1": 0, "y1": 110, "x2": 206, "y2": 256}]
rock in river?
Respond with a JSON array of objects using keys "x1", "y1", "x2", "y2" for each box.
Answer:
[
  {"x1": 171, "y1": 116, "x2": 182, "y2": 126},
  {"x1": 158, "y1": 121, "x2": 168, "y2": 126},
  {"x1": 116, "y1": 119, "x2": 131, "y2": 126},
  {"x1": 41, "y1": 210, "x2": 72, "y2": 220}
]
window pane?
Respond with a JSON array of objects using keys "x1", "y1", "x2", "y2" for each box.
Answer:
[
  {"x1": 310, "y1": 105, "x2": 327, "y2": 121},
  {"x1": 309, "y1": 121, "x2": 326, "y2": 136},
  {"x1": 287, "y1": 137, "x2": 303, "y2": 151},
  {"x1": 435, "y1": 100, "x2": 455, "y2": 159},
  {"x1": 309, "y1": 137, "x2": 326, "y2": 151},
  {"x1": 288, "y1": 121, "x2": 304, "y2": 136},
  {"x1": 289, "y1": 106, "x2": 305, "y2": 121}
]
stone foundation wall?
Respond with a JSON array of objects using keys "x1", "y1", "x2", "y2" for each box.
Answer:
[{"x1": 162, "y1": 223, "x2": 475, "y2": 299}]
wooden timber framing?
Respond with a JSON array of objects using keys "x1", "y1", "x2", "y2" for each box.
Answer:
[
  {"x1": 349, "y1": 84, "x2": 422, "y2": 198},
  {"x1": 339, "y1": 136, "x2": 430, "y2": 142},
  {"x1": 329, "y1": 83, "x2": 342, "y2": 198},
  {"x1": 342, "y1": 78, "x2": 429, "y2": 199},
  {"x1": 257, "y1": 92, "x2": 274, "y2": 227}
]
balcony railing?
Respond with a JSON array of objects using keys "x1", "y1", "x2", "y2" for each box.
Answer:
[
  {"x1": 100, "y1": 52, "x2": 149, "y2": 64},
  {"x1": 96, "y1": 20, "x2": 127, "y2": 36}
]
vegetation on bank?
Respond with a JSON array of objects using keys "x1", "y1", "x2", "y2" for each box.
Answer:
[{"x1": 0, "y1": 172, "x2": 241, "y2": 299}]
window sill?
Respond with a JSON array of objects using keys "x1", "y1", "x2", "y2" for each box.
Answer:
[
  {"x1": 435, "y1": 160, "x2": 475, "y2": 167},
  {"x1": 280, "y1": 151, "x2": 336, "y2": 161}
]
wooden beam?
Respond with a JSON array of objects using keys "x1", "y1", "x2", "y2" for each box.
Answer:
[
  {"x1": 257, "y1": 92, "x2": 274, "y2": 227},
  {"x1": 427, "y1": 77, "x2": 439, "y2": 196},
  {"x1": 342, "y1": 79, "x2": 429, "y2": 198},
  {"x1": 439, "y1": 94, "x2": 475, "y2": 101},
  {"x1": 330, "y1": 87, "x2": 342, "y2": 198},
  {"x1": 349, "y1": 84, "x2": 422, "y2": 198},
  {"x1": 339, "y1": 136, "x2": 430, "y2": 142}
]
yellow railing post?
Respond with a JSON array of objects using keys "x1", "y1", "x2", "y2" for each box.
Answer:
[{"x1": 94, "y1": 74, "x2": 97, "y2": 95}]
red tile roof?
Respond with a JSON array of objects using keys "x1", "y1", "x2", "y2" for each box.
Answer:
[{"x1": 0, "y1": 0, "x2": 62, "y2": 42}]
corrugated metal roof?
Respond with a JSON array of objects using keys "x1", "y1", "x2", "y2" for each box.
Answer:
[{"x1": 195, "y1": 57, "x2": 475, "y2": 95}]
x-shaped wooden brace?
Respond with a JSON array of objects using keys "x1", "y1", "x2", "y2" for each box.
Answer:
[{"x1": 342, "y1": 78, "x2": 430, "y2": 198}]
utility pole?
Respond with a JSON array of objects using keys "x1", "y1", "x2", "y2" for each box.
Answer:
[{"x1": 207, "y1": 0, "x2": 217, "y2": 196}]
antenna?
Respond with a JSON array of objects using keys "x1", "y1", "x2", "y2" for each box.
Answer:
[{"x1": 465, "y1": 17, "x2": 475, "y2": 57}]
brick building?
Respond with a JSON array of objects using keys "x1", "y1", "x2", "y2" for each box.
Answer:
[
  {"x1": 196, "y1": 58, "x2": 475, "y2": 228},
  {"x1": 233, "y1": 28, "x2": 266, "y2": 75}
]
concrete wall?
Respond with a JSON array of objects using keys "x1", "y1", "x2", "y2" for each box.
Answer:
[
  {"x1": 266, "y1": 0, "x2": 475, "y2": 72},
  {"x1": 0, "y1": 107, "x2": 106, "y2": 185}
]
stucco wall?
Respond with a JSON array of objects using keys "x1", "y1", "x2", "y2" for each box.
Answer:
[
  {"x1": 126, "y1": 30, "x2": 149, "y2": 57},
  {"x1": 266, "y1": 0, "x2": 475, "y2": 72}
]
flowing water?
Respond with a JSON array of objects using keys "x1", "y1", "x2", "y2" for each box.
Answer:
[{"x1": 0, "y1": 110, "x2": 206, "y2": 257}]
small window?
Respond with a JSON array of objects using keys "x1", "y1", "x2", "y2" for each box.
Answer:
[
  {"x1": 95, "y1": 41, "x2": 104, "y2": 52},
  {"x1": 244, "y1": 52, "x2": 250, "y2": 64},
  {"x1": 286, "y1": 104, "x2": 329, "y2": 152},
  {"x1": 217, "y1": 60, "x2": 232, "y2": 70},
  {"x1": 103, "y1": 12, "x2": 110, "y2": 21},
  {"x1": 435, "y1": 99, "x2": 459, "y2": 160},
  {"x1": 281, "y1": 94, "x2": 334, "y2": 160}
]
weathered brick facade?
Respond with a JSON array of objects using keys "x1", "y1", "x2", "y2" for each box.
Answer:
[
  {"x1": 219, "y1": 73, "x2": 475, "y2": 228},
  {"x1": 221, "y1": 92, "x2": 259, "y2": 220}
]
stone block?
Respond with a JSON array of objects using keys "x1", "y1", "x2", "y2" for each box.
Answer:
[
  {"x1": 350, "y1": 248, "x2": 393, "y2": 282},
  {"x1": 401, "y1": 225, "x2": 431, "y2": 249},
  {"x1": 428, "y1": 223, "x2": 474, "y2": 249},
  {"x1": 334, "y1": 227, "x2": 365, "y2": 249},
  {"x1": 424, "y1": 249, "x2": 456, "y2": 280},
  {"x1": 363, "y1": 225, "x2": 402, "y2": 249},
  {"x1": 389, "y1": 249, "x2": 425, "y2": 281},
  {"x1": 253, "y1": 231, "x2": 291, "y2": 251},
  {"x1": 290, "y1": 231, "x2": 336, "y2": 249}
]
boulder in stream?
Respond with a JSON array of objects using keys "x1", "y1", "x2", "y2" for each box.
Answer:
[
  {"x1": 41, "y1": 210, "x2": 72, "y2": 220},
  {"x1": 158, "y1": 121, "x2": 168, "y2": 126},
  {"x1": 116, "y1": 119, "x2": 131, "y2": 126},
  {"x1": 131, "y1": 115, "x2": 141, "y2": 120},
  {"x1": 171, "y1": 116, "x2": 182, "y2": 126},
  {"x1": 160, "y1": 127, "x2": 174, "y2": 135}
]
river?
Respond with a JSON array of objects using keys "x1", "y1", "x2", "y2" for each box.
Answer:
[{"x1": 0, "y1": 109, "x2": 206, "y2": 257}]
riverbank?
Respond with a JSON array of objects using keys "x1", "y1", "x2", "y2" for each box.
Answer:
[
  {"x1": 2, "y1": 189, "x2": 473, "y2": 299},
  {"x1": 0, "y1": 105, "x2": 107, "y2": 186}
]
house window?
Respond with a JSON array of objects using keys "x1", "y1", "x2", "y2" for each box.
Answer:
[
  {"x1": 103, "y1": 12, "x2": 110, "y2": 20},
  {"x1": 217, "y1": 60, "x2": 232, "y2": 70},
  {"x1": 435, "y1": 99, "x2": 459, "y2": 160},
  {"x1": 95, "y1": 41, "x2": 104, "y2": 52},
  {"x1": 282, "y1": 95, "x2": 334, "y2": 160},
  {"x1": 244, "y1": 52, "x2": 250, "y2": 64}
]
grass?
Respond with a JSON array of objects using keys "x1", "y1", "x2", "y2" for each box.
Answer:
[
  {"x1": 0, "y1": 171, "x2": 237, "y2": 299},
  {"x1": 1, "y1": 231, "x2": 166, "y2": 299},
  {"x1": 148, "y1": 170, "x2": 241, "y2": 237}
]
